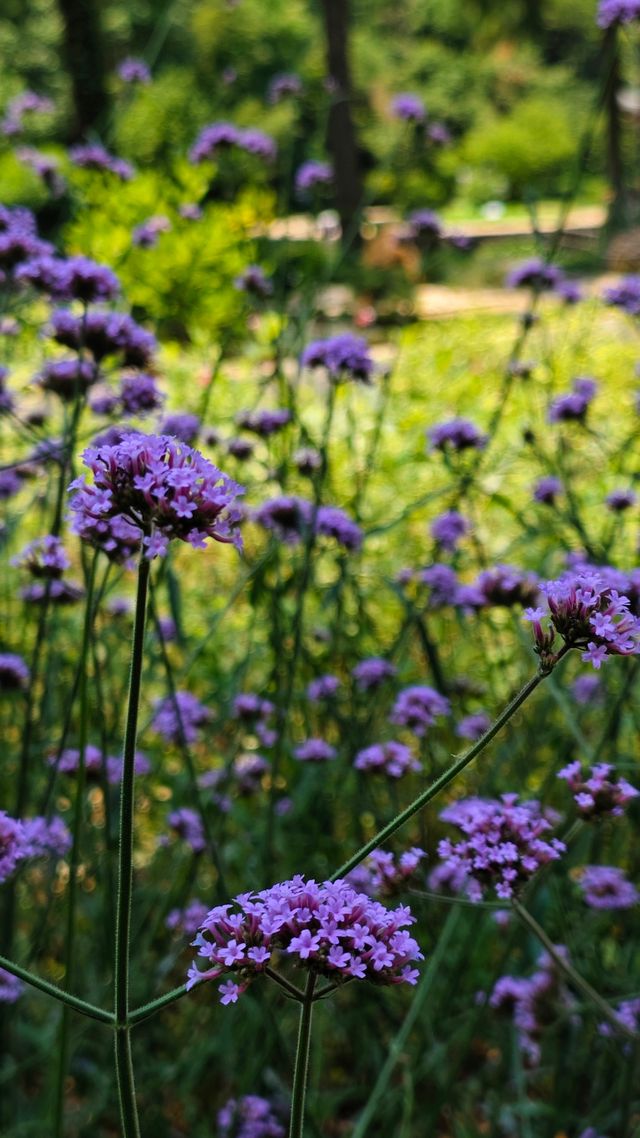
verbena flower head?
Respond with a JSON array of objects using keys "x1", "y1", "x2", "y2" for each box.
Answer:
[
  {"x1": 189, "y1": 122, "x2": 276, "y2": 163},
  {"x1": 533, "y1": 476, "x2": 562, "y2": 505},
  {"x1": 187, "y1": 875, "x2": 424, "y2": 1003},
  {"x1": 427, "y1": 418, "x2": 487, "y2": 452},
  {"x1": 234, "y1": 265, "x2": 273, "y2": 298},
  {"x1": 427, "y1": 121, "x2": 452, "y2": 145},
  {"x1": 391, "y1": 93, "x2": 426, "y2": 122},
  {"x1": 599, "y1": 997, "x2": 640, "y2": 1041},
  {"x1": 490, "y1": 948, "x2": 572, "y2": 1064},
  {"x1": 68, "y1": 144, "x2": 134, "y2": 181},
  {"x1": 68, "y1": 433, "x2": 244, "y2": 559},
  {"x1": 12, "y1": 535, "x2": 70, "y2": 578},
  {"x1": 571, "y1": 673, "x2": 602, "y2": 704},
  {"x1": 293, "y1": 738, "x2": 337, "y2": 763},
  {"x1": 50, "y1": 309, "x2": 156, "y2": 366},
  {"x1": 390, "y1": 686, "x2": 450, "y2": 736},
  {"x1": 0, "y1": 811, "x2": 26, "y2": 881},
  {"x1": 455, "y1": 712, "x2": 491, "y2": 741},
  {"x1": 295, "y1": 160, "x2": 332, "y2": 194},
  {"x1": 217, "y1": 1094, "x2": 286, "y2": 1138},
  {"x1": 53, "y1": 745, "x2": 150, "y2": 784},
  {"x1": 166, "y1": 900, "x2": 209, "y2": 937},
  {"x1": 37, "y1": 358, "x2": 97, "y2": 402},
  {"x1": 548, "y1": 376, "x2": 598, "y2": 424},
  {"x1": 167, "y1": 807, "x2": 206, "y2": 853},
  {"x1": 506, "y1": 258, "x2": 564, "y2": 291},
  {"x1": 307, "y1": 674, "x2": 340, "y2": 702},
  {"x1": 347, "y1": 847, "x2": 427, "y2": 897},
  {"x1": 153, "y1": 691, "x2": 212, "y2": 744},
  {"x1": 352, "y1": 657, "x2": 397, "y2": 690},
  {"x1": 579, "y1": 866, "x2": 639, "y2": 909},
  {"x1": 597, "y1": 0, "x2": 640, "y2": 27},
  {"x1": 301, "y1": 334, "x2": 374, "y2": 383},
  {"x1": 430, "y1": 510, "x2": 470, "y2": 551},
  {"x1": 236, "y1": 408, "x2": 290, "y2": 436},
  {"x1": 159, "y1": 412, "x2": 200, "y2": 444},
  {"x1": 316, "y1": 505, "x2": 363, "y2": 551},
  {"x1": 606, "y1": 488, "x2": 637, "y2": 511},
  {"x1": 354, "y1": 741, "x2": 420, "y2": 779},
  {"x1": 268, "y1": 71, "x2": 303, "y2": 103},
  {"x1": 557, "y1": 760, "x2": 638, "y2": 820},
  {"x1": 118, "y1": 373, "x2": 164, "y2": 416},
  {"x1": 132, "y1": 215, "x2": 171, "y2": 247},
  {"x1": 117, "y1": 57, "x2": 151, "y2": 84},
  {"x1": 526, "y1": 570, "x2": 640, "y2": 669},
  {"x1": 0, "y1": 968, "x2": 23, "y2": 1004},
  {"x1": 603, "y1": 274, "x2": 640, "y2": 314},
  {"x1": 406, "y1": 209, "x2": 443, "y2": 242},
  {"x1": 0, "y1": 653, "x2": 31, "y2": 690},
  {"x1": 438, "y1": 795, "x2": 565, "y2": 902},
  {"x1": 473, "y1": 565, "x2": 540, "y2": 609}
]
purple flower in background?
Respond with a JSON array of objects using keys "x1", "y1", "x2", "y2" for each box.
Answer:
[
  {"x1": 268, "y1": 72, "x2": 303, "y2": 103},
  {"x1": 558, "y1": 760, "x2": 638, "y2": 820},
  {"x1": 391, "y1": 93, "x2": 426, "y2": 123},
  {"x1": 427, "y1": 122, "x2": 452, "y2": 146},
  {"x1": 606, "y1": 488, "x2": 637, "y2": 511},
  {"x1": 293, "y1": 738, "x2": 337, "y2": 763},
  {"x1": 167, "y1": 808, "x2": 206, "y2": 853},
  {"x1": 179, "y1": 203, "x2": 203, "y2": 221},
  {"x1": 406, "y1": 210, "x2": 443, "y2": 244},
  {"x1": 307, "y1": 674, "x2": 341, "y2": 702},
  {"x1": 571, "y1": 674, "x2": 602, "y2": 704},
  {"x1": 295, "y1": 161, "x2": 333, "y2": 194},
  {"x1": 438, "y1": 795, "x2": 565, "y2": 902},
  {"x1": 153, "y1": 691, "x2": 212, "y2": 745},
  {"x1": 189, "y1": 121, "x2": 241, "y2": 161},
  {"x1": 354, "y1": 741, "x2": 420, "y2": 779},
  {"x1": 254, "y1": 496, "x2": 313, "y2": 543},
  {"x1": 293, "y1": 447, "x2": 322, "y2": 476},
  {"x1": 1, "y1": 91, "x2": 53, "y2": 135},
  {"x1": 217, "y1": 1094, "x2": 286, "y2": 1138},
  {"x1": 117, "y1": 58, "x2": 151, "y2": 84},
  {"x1": 555, "y1": 279, "x2": 583, "y2": 304},
  {"x1": 239, "y1": 128, "x2": 277, "y2": 161},
  {"x1": 132, "y1": 215, "x2": 171, "y2": 248},
  {"x1": 236, "y1": 409, "x2": 290, "y2": 436},
  {"x1": 597, "y1": 0, "x2": 640, "y2": 28},
  {"x1": 427, "y1": 418, "x2": 487, "y2": 452},
  {"x1": 0, "y1": 812, "x2": 26, "y2": 881},
  {"x1": 352, "y1": 657, "x2": 397, "y2": 691},
  {"x1": 0, "y1": 968, "x2": 23, "y2": 1004},
  {"x1": 16, "y1": 147, "x2": 66, "y2": 196},
  {"x1": 419, "y1": 564, "x2": 461, "y2": 607},
  {"x1": 579, "y1": 866, "x2": 639, "y2": 909},
  {"x1": 37, "y1": 358, "x2": 97, "y2": 401},
  {"x1": 187, "y1": 875, "x2": 423, "y2": 1003},
  {"x1": 455, "y1": 712, "x2": 491, "y2": 741},
  {"x1": 0, "y1": 653, "x2": 30, "y2": 691},
  {"x1": 234, "y1": 265, "x2": 273, "y2": 298},
  {"x1": 227, "y1": 438, "x2": 254, "y2": 460},
  {"x1": 316, "y1": 505, "x2": 363, "y2": 551},
  {"x1": 166, "y1": 900, "x2": 209, "y2": 937},
  {"x1": 533, "y1": 476, "x2": 562, "y2": 505},
  {"x1": 0, "y1": 367, "x2": 14, "y2": 414},
  {"x1": 232, "y1": 693, "x2": 275, "y2": 722},
  {"x1": 506, "y1": 258, "x2": 564, "y2": 291},
  {"x1": 548, "y1": 376, "x2": 598, "y2": 424},
  {"x1": 21, "y1": 815, "x2": 72, "y2": 857},
  {"x1": 490, "y1": 948, "x2": 573, "y2": 1064},
  {"x1": 599, "y1": 997, "x2": 640, "y2": 1040},
  {"x1": 119, "y1": 373, "x2": 164, "y2": 416},
  {"x1": 68, "y1": 433, "x2": 244, "y2": 559},
  {"x1": 473, "y1": 565, "x2": 540, "y2": 609},
  {"x1": 390, "y1": 686, "x2": 450, "y2": 736},
  {"x1": 159, "y1": 412, "x2": 200, "y2": 444},
  {"x1": 12, "y1": 535, "x2": 70, "y2": 578},
  {"x1": 50, "y1": 309, "x2": 156, "y2": 366},
  {"x1": 69, "y1": 144, "x2": 134, "y2": 181},
  {"x1": 430, "y1": 510, "x2": 470, "y2": 551},
  {"x1": 347, "y1": 847, "x2": 426, "y2": 898},
  {"x1": 603, "y1": 274, "x2": 640, "y2": 314},
  {"x1": 301, "y1": 334, "x2": 374, "y2": 383},
  {"x1": 527, "y1": 570, "x2": 640, "y2": 668}
]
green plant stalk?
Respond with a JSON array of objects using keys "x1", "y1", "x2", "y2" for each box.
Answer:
[
  {"x1": 53, "y1": 551, "x2": 98, "y2": 1138},
  {"x1": 511, "y1": 899, "x2": 638, "y2": 1042},
  {"x1": 0, "y1": 954, "x2": 113, "y2": 1023},
  {"x1": 330, "y1": 651, "x2": 568, "y2": 883},
  {"x1": 288, "y1": 972, "x2": 317, "y2": 1138},
  {"x1": 113, "y1": 555, "x2": 150, "y2": 1138}
]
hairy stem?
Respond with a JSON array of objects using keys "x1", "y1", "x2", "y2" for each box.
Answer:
[{"x1": 288, "y1": 972, "x2": 317, "y2": 1138}]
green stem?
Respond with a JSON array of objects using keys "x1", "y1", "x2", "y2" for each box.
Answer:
[
  {"x1": 331, "y1": 656, "x2": 566, "y2": 883},
  {"x1": 288, "y1": 972, "x2": 317, "y2": 1138},
  {"x1": 129, "y1": 984, "x2": 188, "y2": 1026},
  {"x1": 0, "y1": 954, "x2": 113, "y2": 1024},
  {"x1": 113, "y1": 555, "x2": 150, "y2": 1138},
  {"x1": 511, "y1": 899, "x2": 638, "y2": 1042}
]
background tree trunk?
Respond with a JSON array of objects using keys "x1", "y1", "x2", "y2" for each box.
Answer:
[
  {"x1": 320, "y1": 0, "x2": 364, "y2": 245},
  {"x1": 56, "y1": 0, "x2": 109, "y2": 141}
]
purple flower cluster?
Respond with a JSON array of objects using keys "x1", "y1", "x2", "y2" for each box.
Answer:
[
  {"x1": 132, "y1": 215, "x2": 171, "y2": 248},
  {"x1": 167, "y1": 808, "x2": 206, "y2": 853},
  {"x1": 218, "y1": 1094, "x2": 285, "y2": 1138},
  {"x1": 293, "y1": 738, "x2": 337, "y2": 763},
  {"x1": 0, "y1": 968, "x2": 24, "y2": 1004},
  {"x1": 490, "y1": 949, "x2": 572, "y2": 1064},
  {"x1": 505, "y1": 258, "x2": 565, "y2": 292},
  {"x1": 232, "y1": 693, "x2": 277, "y2": 747},
  {"x1": 430, "y1": 511, "x2": 470, "y2": 551},
  {"x1": 603, "y1": 274, "x2": 640, "y2": 315},
  {"x1": 159, "y1": 412, "x2": 201, "y2": 444},
  {"x1": 548, "y1": 377, "x2": 598, "y2": 424},
  {"x1": 236, "y1": 409, "x2": 291, "y2": 437},
  {"x1": 153, "y1": 691, "x2": 212, "y2": 745},
  {"x1": 234, "y1": 266, "x2": 273, "y2": 298},
  {"x1": 347, "y1": 847, "x2": 427, "y2": 897},
  {"x1": 579, "y1": 866, "x2": 639, "y2": 909},
  {"x1": 254, "y1": 496, "x2": 362, "y2": 551},
  {"x1": 68, "y1": 144, "x2": 134, "y2": 181},
  {"x1": 117, "y1": 57, "x2": 151, "y2": 84},
  {"x1": 190, "y1": 122, "x2": 277, "y2": 164},
  {"x1": 597, "y1": 0, "x2": 640, "y2": 28},
  {"x1": 455, "y1": 712, "x2": 491, "y2": 741},
  {"x1": 533, "y1": 476, "x2": 563, "y2": 505},
  {"x1": 187, "y1": 875, "x2": 423, "y2": 1004},
  {"x1": 68, "y1": 433, "x2": 244, "y2": 560},
  {"x1": 166, "y1": 900, "x2": 209, "y2": 937},
  {"x1": 301, "y1": 334, "x2": 374, "y2": 384},
  {"x1": 118, "y1": 373, "x2": 164, "y2": 416},
  {"x1": 599, "y1": 997, "x2": 640, "y2": 1040},
  {"x1": 295, "y1": 161, "x2": 333, "y2": 194},
  {"x1": 472, "y1": 565, "x2": 540, "y2": 609},
  {"x1": 0, "y1": 653, "x2": 30, "y2": 691},
  {"x1": 50, "y1": 309, "x2": 156, "y2": 366},
  {"x1": 354, "y1": 741, "x2": 420, "y2": 779},
  {"x1": 557, "y1": 761, "x2": 638, "y2": 820},
  {"x1": 390, "y1": 686, "x2": 450, "y2": 736},
  {"x1": 352, "y1": 657, "x2": 397, "y2": 690},
  {"x1": 438, "y1": 795, "x2": 565, "y2": 901},
  {"x1": 0, "y1": 205, "x2": 53, "y2": 275},
  {"x1": 307, "y1": 674, "x2": 341, "y2": 702},
  {"x1": 427, "y1": 418, "x2": 487, "y2": 452},
  {"x1": 52, "y1": 745, "x2": 150, "y2": 784},
  {"x1": 1, "y1": 90, "x2": 53, "y2": 136},
  {"x1": 0, "y1": 810, "x2": 71, "y2": 882},
  {"x1": 606, "y1": 488, "x2": 636, "y2": 511},
  {"x1": 12, "y1": 535, "x2": 70, "y2": 578},
  {"x1": 267, "y1": 71, "x2": 303, "y2": 103},
  {"x1": 526, "y1": 570, "x2": 640, "y2": 668},
  {"x1": 16, "y1": 148, "x2": 66, "y2": 197},
  {"x1": 391, "y1": 93, "x2": 426, "y2": 123}
]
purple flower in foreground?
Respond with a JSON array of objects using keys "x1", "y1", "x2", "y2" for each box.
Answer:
[
  {"x1": 579, "y1": 866, "x2": 639, "y2": 909},
  {"x1": 187, "y1": 875, "x2": 423, "y2": 1003},
  {"x1": 295, "y1": 161, "x2": 332, "y2": 194},
  {"x1": 118, "y1": 57, "x2": 151, "y2": 84},
  {"x1": 0, "y1": 653, "x2": 31, "y2": 690},
  {"x1": 354, "y1": 741, "x2": 420, "y2": 779},
  {"x1": 68, "y1": 433, "x2": 244, "y2": 559},
  {"x1": 293, "y1": 738, "x2": 337, "y2": 763},
  {"x1": 430, "y1": 510, "x2": 470, "y2": 551},
  {"x1": 597, "y1": 0, "x2": 640, "y2": 27},
  {"x1": 301, "y1": 334, "x2": 374, "y2": 384},
  {"x1": 557, "y1": 760, "x2": 638, "y2": 820},
  {"x1": 438, "y1": 795, "x2": 565, "y2": 902},
  {"x1": 427, "y1": 418, "x2": 487, "y2": 452},
  {"x1": 526, "y1": 570, "x2": 640, "y2": 668},
  {"x1": 352, "y1": 657, "x2": 397, "y2": 691},
  {"x1": 0, "y1": 968, "x2": 23, "y2": 1004},
  {"x1": 390, "y1": 686, "x2": 450, "y2": 736},
  {"x1": 153, "y1": 691, "x2": 212, "y2": 745},
  {"x1": 391, "y1": 93, "x2": 426, "y2": 123},
  {"x1": 218, "y1": 1093, "x2": 286, "y2": 1138}
]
